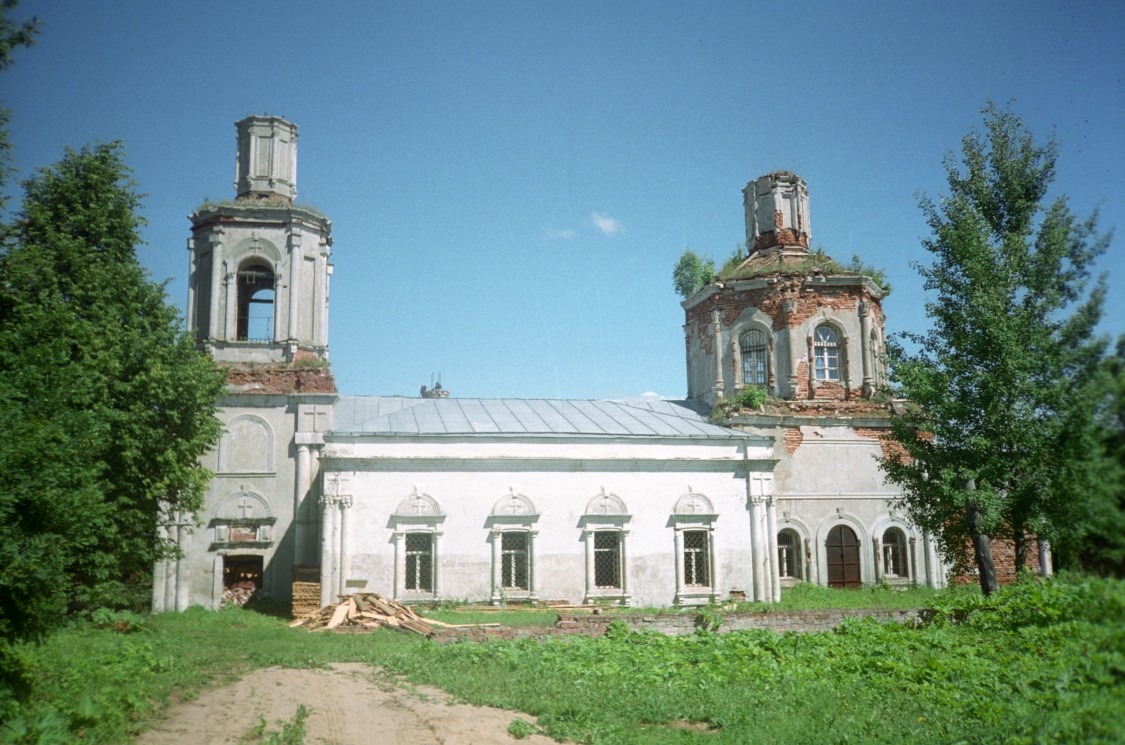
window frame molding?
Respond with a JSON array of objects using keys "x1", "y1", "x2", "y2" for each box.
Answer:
[
  {"x1": 871, "y1": 517, "x2": 917, "y2": 586},
  {"x1": 670, "y1": 492, "x2": 719, "y2": 605},
  {"x1": 487, "y1": 490, "x2": 540, "y2": 605},
  {"x1": 391, "y1": 490, "x2": 445, "y2": 602},
  {"x1": 810, "y1": 321, "x2": 844, "y2": 383},
  {"x1": 580, "y1": 490, "x2": 631, "y2": 605},
  {"x1": 729, "y1": 311, "x2": 776, "y2": 397}
]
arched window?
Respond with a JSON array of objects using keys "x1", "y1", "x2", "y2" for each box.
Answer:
[
  {"x1": 237, "y1": 262, "x2": 275, "y2": 341},
  {"x1": 882, "y1": 527, "x2": 909, "y2": 579},
  {"x1": 777, "y1": 528, "x2": 802, "y2": 579},
  {"x1": 740, "y1": 328, "x2": 769, "y2": 386},
  {"x1": 813, "y1": 324, "x2": 840, "y2": 381}
]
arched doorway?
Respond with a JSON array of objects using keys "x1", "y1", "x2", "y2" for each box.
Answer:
[{"x1": 826, "y1": 525, "x2": 861, "y2": 588}]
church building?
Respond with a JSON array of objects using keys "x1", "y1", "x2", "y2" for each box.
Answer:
[{"x1": 152, "y1": 116, "x2": 951, "y2": 614}]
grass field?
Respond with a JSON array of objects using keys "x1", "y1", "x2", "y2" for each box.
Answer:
[{"x1": 1, "y1": 575, "x2": 1122, "y2": 744}]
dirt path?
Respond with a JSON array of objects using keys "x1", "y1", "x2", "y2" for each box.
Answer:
[{"x1": 135, "y1": 662, "x2": 557, "y2": 745}]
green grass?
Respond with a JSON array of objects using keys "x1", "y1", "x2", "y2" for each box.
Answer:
[{"x1": 2, "y1": 576, "x2": 1121, "y2": 744}]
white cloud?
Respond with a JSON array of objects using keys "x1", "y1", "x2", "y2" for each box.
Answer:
[
  {"x1": 590, "y1": 212, "x2": 623, "y2": 236},
  {"x1": 544, "y1": 227, "x2": 577, "y2": 240}
]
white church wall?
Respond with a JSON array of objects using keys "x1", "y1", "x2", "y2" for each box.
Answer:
[{"x1": 324, "y1": 437, "x2": 773, "y2": 607}]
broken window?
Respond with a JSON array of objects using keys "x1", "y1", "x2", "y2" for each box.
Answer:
[
  {"x1": 777, "y1": 528, "x2": 802, "y2": 579},
  {"x1": 404, "y1": 533, "x2": 434, "y2": 592},
  {"x1": 882, "y1": 527, "x2": 909, "y2": 579},
  {"x1": 740, "y1": 328, "x2": 769, "y2": 386},
  {"x1": 813, "y1": 324, "x2": 840, "y2": 381},
  {"x1": 236, "y1": 262, "x2": 275, "y2": 342}
]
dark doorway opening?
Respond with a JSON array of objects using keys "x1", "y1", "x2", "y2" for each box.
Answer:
[
  {"x1": 223, "y1": 555, "x2": 263, "y2": 590},
  {"x1": 826, "y1": 525, "x2": 862, "y2": 588}
]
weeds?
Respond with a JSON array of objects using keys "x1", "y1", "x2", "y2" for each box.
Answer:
[{"x1": 1, "y1": 577, "x2": 1121, "y2": 744}]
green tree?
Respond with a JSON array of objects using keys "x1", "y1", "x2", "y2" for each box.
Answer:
[
  {"x1": 881, "y1": 103, "x2": 1111, "y2": 594},
  {"x1": 672, "y1": 249, "x2": 716, "y2": 299},
  {"x1": 0, "y1": 0, "x2": 38, "y2": 213},
  {"x1": 0, "y1": 143, "x2": 224, "y2": 644}
]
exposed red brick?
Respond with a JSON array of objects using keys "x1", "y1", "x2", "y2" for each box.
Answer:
[
  {"x1": 853, "y1": 426, "x2": 909, "y2": 461},
  {"x1": 223, "y1": 363, "x2": 337, "y2": 394},
  {"x1": 784, "y1": 427, "x2": 804, "y2": 454},
  {"x1": 949, "y1": 538, "x2": 1044, "y2": 585}
]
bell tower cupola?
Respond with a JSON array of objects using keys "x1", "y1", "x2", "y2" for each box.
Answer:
[
  {"x1": 235, "y1": 115, "x2": 298, "y2": 203},
  {"x1": 187, "y1": 115, "x2": 333, "y2": 365},
  {"x1": 742, "y1": 171, "x2": 810, "y2": 254}
]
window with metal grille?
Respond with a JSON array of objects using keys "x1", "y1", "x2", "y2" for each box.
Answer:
[
  {"x1": 740, "y1": 328, "x2": 769, "y2": 386},
  {"x1": 813, "y1": 324, "x2": 840, "y2": 381},
  {"x1": 236, "y1": 263, "x2": 275, "y2": 342},
  {"x1": 404, "y1": 533, "x2": 433, "y2": 592},
  {"x1": 882, "y1": 527, "x2": 909, "y2": 578},
  {"x1": 593, "y1": 531, "x2": 621, "y2": 588},
  {"x1": 683, "y1": 530, "x2": 710, "y2": 587},
  {"x1": 777, "y1": 528, "x2": 801, "y2": 578},
  {"x1": 500, "y1": 531, "x2": 530, "y2": 590}
]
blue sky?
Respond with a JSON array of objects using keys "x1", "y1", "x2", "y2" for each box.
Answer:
[{"x1": 4, "y1": 1, "x2": 1123, "y2": 400}]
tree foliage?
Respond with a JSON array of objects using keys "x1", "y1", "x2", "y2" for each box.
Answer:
[
  {"x1": 0, "y1": 0, "x2": 38, "y2": 215},
  {"x1": 672, "y1": 249, "x2": 716, "y2": 299},
  {"x1": 0, "y1": 143, "x2": 225, "y2": 644},
  {"x1": 881, "y1": 103, "x2": 1116, "y2": 590}
]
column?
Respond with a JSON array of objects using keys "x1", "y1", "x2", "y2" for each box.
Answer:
[
  {"x1": 337, "y1": 497, "x2": 351, "y2": 599},
  {"x1": 708, "y1": 526, "x2": 720, "y2": 603},
  {"x1": 766, "y1": 497, "x2": 780, "y2": 602},
  {"x1": 287, "y1": 231, "x2": 301, "y2": 341},
  {"x1": 490, "y1": 530, "x2": 502, "y2": 605},
  {"x1": 208, "y1": 240, "x2": 222, "y2": 340},
  {"x1": 673, "y1": 529, "x2": 685, "y2": 602},
  {"x1": 873, "y1": 537, "x2": 883, "y2": 582},
  {"x1": 1038, "y1": 540, "x2": 1053, "y2": 577},
  {"x1": 583, "y1": 531, "x2": 595, "y2": 600},
  {"x1": 319, "y1": 496, "x2": 336, "y2": 607},
  {"x1": 906, "y1": 536, "x2": 916, "y2": 587},
  {"x1": 711, "y1": 310, "x2": 725, "y2": 400},
  {"x1": 749, "y1": 496, "x2": 764, "y2": 602},
  {"x1": 152, "y1": 524, "x2": 168, "y2": 612},
  {"x1": 783, "y1": 300, "x2": 799, "y2": 398},
  {"x1": 528, "y1": 531, "x2": 538, "y2": 602},
  {"x1": 294, "y1": 444, "x2": 309, "y2": 564},
  {"x1": 223, "y1": 260, "x2": 237, "y2": 341},
  {"x1": 432, "y1": 532, "x2": 443, "y2": 600},
  {"x1": 858, "y1": 302, "x2": 874, "y2": 396},
  {"x1": 619, "y1": 530, "x2": 629, "y2": 601},
  {"x1": 316, "y1": 250, "x2": 331, "y2": 348},
  {"x1": 174, "y1": 515, "x2": 190, "y2": 612},
  {"x1": 393, "y1": 532, "x2": 406, "y2": 601}
]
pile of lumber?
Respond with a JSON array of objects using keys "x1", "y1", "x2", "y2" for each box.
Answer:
[
  {"x1": 290, "y1": 566, "x2": 321, "y2": 618},
  {"x1": 289, "y1": 593, "x2": 436, "y2": 635}
]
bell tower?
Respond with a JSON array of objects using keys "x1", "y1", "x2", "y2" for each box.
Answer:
[{"x1": 187, "y1": 115, "x2": 333, "y2": 364}]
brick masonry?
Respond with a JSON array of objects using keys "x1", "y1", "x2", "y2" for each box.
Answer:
[
  {"x1": 224, "y1": 363, "x2": 338, "y2": 394},
  {"x1": 428, "y1": 608, "x2": 922, "y2": 644}
]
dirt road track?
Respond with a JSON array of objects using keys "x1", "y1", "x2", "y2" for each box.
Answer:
[{"x1": 135, "y1": 662, "x2": 557, "y2": 745}]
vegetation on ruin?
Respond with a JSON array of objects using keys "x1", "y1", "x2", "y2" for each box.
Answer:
[
  {"x1": 1, "y1": 574, "x2": 1121, "y2": 744},
  {"x1": 673, "y1": 246, "x2": 892, "y2": 300},
  {"x1": 881, "y1": 102, "x2": 1122, "y2": 591}
]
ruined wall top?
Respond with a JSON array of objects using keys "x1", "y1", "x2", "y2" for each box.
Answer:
[
  {"x1": 235, "y1": 115, "x2": 298, "y2": 203},
  {"x1": 742, "y1": 171, "x2": 810, "y2": 253}
]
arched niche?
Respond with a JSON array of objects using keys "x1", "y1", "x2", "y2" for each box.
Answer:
[{"x1": 217, "y1": 414, "x2": 274, "y2": 474}]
